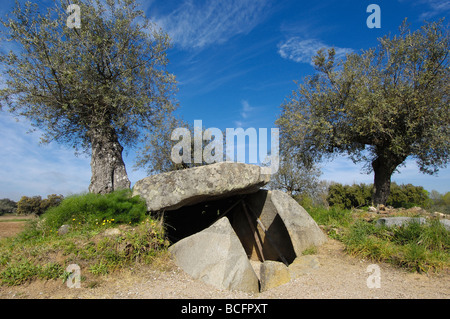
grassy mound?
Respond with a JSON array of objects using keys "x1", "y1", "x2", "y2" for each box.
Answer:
[{"x1": 0, "y1": 190, "x2": 169, "y2": 286}]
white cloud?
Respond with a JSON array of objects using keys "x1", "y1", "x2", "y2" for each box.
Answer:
[
  {"x1": 151, "y1": 0, "x2": 272, "y2": 49},
  {"x1": 419, "y1": 0, "x2": 450, "y2": 18},
  {"x1": 277, "y1": 37, "x2": 353, "y2": 65},
  {"x1": 234, "y1": 100, "x2": 258, "y2": 127},
  {"x1": 240, "y1": 100, "x2": 255, "y2": 119},
  {"x1": 0, "y1": 113, "x2": 91, "y2": 201}
]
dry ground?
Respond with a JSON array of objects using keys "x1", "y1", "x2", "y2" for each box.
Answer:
[
  {"x1": 0, "y1": 215, "x2": 35, "y2": 239},
  {"x1": 0, "y1": 217, "x2": 448, "y2": 299}
]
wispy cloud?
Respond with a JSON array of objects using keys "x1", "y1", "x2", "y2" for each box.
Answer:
[
  {"x1": 277, "y1": 37, "x2": 353, "y2": 65},
  {"x1": 233, "y1": 100, "x2": 258, "y2": 127},
  {"x1": 0, "y1": 113, "x2": 91, "y2": 200},
  {"x1": 151, "y1": 0, "x2": 272, "y2": 49},
  {"x1": 240, "y1": 100, "x2": 255, "y2": 119},
  {"x1": 419, "y1": 0, "x2": 450, "y2": 19}
]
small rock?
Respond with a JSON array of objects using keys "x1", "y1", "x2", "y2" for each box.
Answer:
[
  {"x1": 376, "y1": 217, "x2": 427, "y2": 228},
  {"x1": 58, "y1": 224, "x2": 71, "y2": 235},
  {"x1": 103, "y1": 228, "x2": 122, "y2": 237},
  {"x1": 440, "y1": 219, "x2": 450, "y2": 231},
  {"x1": 259, "y1": 260, "x2": 290, "y2": 292},
  {"x1": 368, "y1": 206, "x2": 377, "y2": 213},
  {"x1": 432, "y1": 212, "x2": 445, "y2": 219}
]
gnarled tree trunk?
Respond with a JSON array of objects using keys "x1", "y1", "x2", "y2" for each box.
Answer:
[
  {"x1": 372, "y1": 151, "x2": 406, "y2": 205},
  {"x1": 88, "y1": 127, "x2": 131, "y2": 194}
]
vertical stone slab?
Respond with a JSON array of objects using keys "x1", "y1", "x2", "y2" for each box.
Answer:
[
  {"x1": 168, "y1": 217, "x2": 259, "y2": 293},
  {"x1": 270, "y1": 190, "x2": 327, "y2": 256}
]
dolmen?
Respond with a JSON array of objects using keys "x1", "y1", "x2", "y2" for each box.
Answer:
[{"x1": 132, "y1": 162, "x2": 327, "y2": 293}]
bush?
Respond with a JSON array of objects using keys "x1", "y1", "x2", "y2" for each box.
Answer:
[
  {"x1": 41, "y1": 189, "x2": 148, "y2": 230},
  {"x1": 0, "y1": 198, "x2": 17, "y2": 215},
  {"x1": 427, "y1": 190, "x2": 450, "y2": 214},
  {"x1": 386, "y1": 183, "x2": 430, "y2": 208},
  {"x1": 16, "y1": 194, "x2": 64, "y2": 215},
  {"x1": 326, "y1": 182, "x2": 431, "y2": 209},
  {"x1": 327, "y1": 183, "x2": 372, "y2": 209}
]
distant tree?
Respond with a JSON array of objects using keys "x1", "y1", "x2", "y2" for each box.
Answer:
[
  {"x1": 135, "y1": 116, "x2": 216, "y2": 174},
  {"x1": 40, "y1": 194, "x2": 64, "y2": 213},
  {"x1": 16, "y1": 196, "x2": 42, "y2": 215},
  {"x1": 386, "y1": 183, "x2": 429, "y2": 208},
  {"x1": 0, "y1": 198, "x2": 17, "y2": 215},
  {"x1": 0, "y1": 0, "x2": 177, "y2": 194},
  {"x1": 267, "y1": 149, "x2": 321, "y2": 197},
  {"x1": 16, "y1": 194, "x2": 63, "y2": 215},
  {"x1": 276, "y1": 20, "x2": 449, "y2": 205}
]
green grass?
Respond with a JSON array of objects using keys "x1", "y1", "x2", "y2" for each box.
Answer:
[
  {"x1": 0, "y1": 219, "x2": 32, "y2": 223},
  {"x1": 308, "y1": 205, "x2": 449, "y2": 273},
  {"x1": 0, "y1": 190, "x2": 170, "y2": 286}
]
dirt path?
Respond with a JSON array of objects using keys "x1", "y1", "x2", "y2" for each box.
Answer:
[{"x1": 1, "y1": 239, "x2": 448, "y2": 299}]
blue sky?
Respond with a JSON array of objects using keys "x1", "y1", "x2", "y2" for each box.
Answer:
[{"x1": 0, "y1": 0, "x2": 449, "y2": 201}]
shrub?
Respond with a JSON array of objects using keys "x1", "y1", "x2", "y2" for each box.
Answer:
[
  {"x1": 0, "y1": 198, "x2": 17, "y2": 215},
  {"x1": 327, "y1": 183, "x2": 372, "y2": 209},
  {"x1": 41, "y1": 189, "x2": 148, "y2": 231},
  {"x1": 387, "y1": 183, "x2": 430, "y2": 208},
  {"x1": 326, "y1": 182, "x2": 431, "y2": 209},
  {"x1": 16, "y1": 194, "x2": 64, "y2": 215}
]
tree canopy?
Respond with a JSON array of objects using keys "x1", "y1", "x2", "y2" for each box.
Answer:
[
  {"x1": 0, "y1": 0, "x2": 177, "y2": 193},
  {"x1": 276, "y1": 19, "x2": 449, "y2": 205}
]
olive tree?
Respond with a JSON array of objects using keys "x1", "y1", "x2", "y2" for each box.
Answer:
[
  {"x1": 0, "y1": 0, "x2": 177, "y2": 194},
  {"x1": 277, "y1": 20, "x2": 449, "y2": 205}
]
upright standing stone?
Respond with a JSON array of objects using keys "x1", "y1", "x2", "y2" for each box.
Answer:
[
  {"x1": 169, "y1": 217, "x2": 260, "y2": 293},
  {"x1": 268, "y1": 190, "x2": 327, "y2": 257}
]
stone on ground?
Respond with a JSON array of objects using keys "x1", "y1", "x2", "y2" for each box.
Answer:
[
  {"x1": 259, "y1": 260, "x2": 290, "y2": 292},
  {"x1": 168, "y1": 217, "x2": 259, "y2": 293},
  {"x1": 376, "y1": 217, "x2": 427, "y2": 227}
]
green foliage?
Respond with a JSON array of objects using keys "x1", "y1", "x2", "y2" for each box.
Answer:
[
  {"x1": 0, "y1": 215, "x2": 169, "y2": 286},
  {"x1": 427, "y1": 190, "x2": 450, "y2": 214},
  {"x1": 0, "y1": 0, "x2": 177, "y2": 152},
  {"x1": 268, "y1": 149, "x2": 322, "y2": 197},
  {"x1": 342, "y1": 219, "x2": 449, "y2": 272},
  {"x1": 276, "y1": 19, "x2": 450, "y2": 205},
  {"x1": 308, "y1": 206, "x2": 353, "y2": 230},
  {"x1": 16, "y1": 194, "x2": 64, "y2": 215},
  {"x1": 16, "y1": 196, "x2": 43, "y2": 215},
  {"x1": 326, "y1": 182, "x2": 431, "y2": 209},
  {"x1": 386, "y1": 183, "x2": 430, "y2": 208},
  {"x1": 327, "y1": 183, "x2": 372, "y2": 209},
  {"x1": 0, "y1": 198, "x2": 17, "y2": 215},
  {"x1": 0, "y1": 261, "x2": 41, "y2": 286},
  {"x1": 42, "y1": 190, "x2": 147, "y2": 230}
]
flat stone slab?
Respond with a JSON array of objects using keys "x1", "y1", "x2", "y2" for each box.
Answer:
[
  {"x1": 168, "y1": 217, "x2": 260, "y2": 293},
  {"x1": 132, "y1": 162, "x2": 270, "y2": 212},
  {"x1": 376, "y1": 217, "x2": 427, "y2": 228}
]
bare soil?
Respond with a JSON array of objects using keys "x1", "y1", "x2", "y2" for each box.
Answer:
[
  {"x1": 0, "y1": 237, "x2": 448, "y2": 299},
  {"x1": 0, "y1": 215, "x2": 35, "y2": 239}
]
